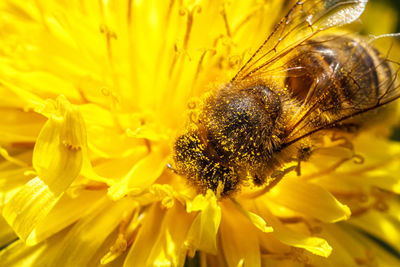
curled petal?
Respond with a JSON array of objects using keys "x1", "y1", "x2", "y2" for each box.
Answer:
[
  {"x1": 2, "y1": 96, "x2": 86, "y2": 243},
  {"x1": 185, "y1": 190, "x2": 221, "y2": 255},
  {"x1": 255, "y1": 201, "x2": 332, "y2": 257}
]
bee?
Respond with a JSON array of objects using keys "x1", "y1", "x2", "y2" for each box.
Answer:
[{"x1": 172, "y1": 0, "x2": 400, "y2": 197}]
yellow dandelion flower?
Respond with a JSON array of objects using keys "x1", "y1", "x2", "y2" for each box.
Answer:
[{"x1": 0, "y1": 0, "x2": 400, "y2": 267}]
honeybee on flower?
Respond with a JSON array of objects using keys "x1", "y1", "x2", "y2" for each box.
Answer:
[
  {"x1": 0, "y1": 0, "x2": 399, "y2": 267},
  {"x1": 173, "y1": 0, "x2": 400, "y2": 198}
]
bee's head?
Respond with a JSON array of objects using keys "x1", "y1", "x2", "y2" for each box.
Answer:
[{"x1": 172, "y1": 130, "x2": 240, "y2": 197}]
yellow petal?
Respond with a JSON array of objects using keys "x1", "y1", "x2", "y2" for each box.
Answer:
[
  {"x1": 339, "y1": 224, "x2": 400, "y2": 266},
  {"x1": 82, "y1": 149, "x2": 148, "y2": 186},
  {"x1": 146, "y1": 203, "x2": 193, "y2": 267},
  {"x1": 2, "y1": 96, "x2": 86, "y2": 242},
  {"x1": 0, "y1": 147, "x2": 28, "y2": 167},
  {"x1": 387, "y1": 198, "x2": 400, "y2": 222},
  {"x1": 319, "y1": 224, "x2": 381, "y2": 266},
  {"x1": 2, "y1": 177, "x2": 59, "y2": 242},
  {"x1": 0, "y1": 1, "x2": 40, "y2": 22},
  {"x1": 231, "y1": 199, "x2": 273, "y2": 233},
  {"x1": 254, "y1": 201, "x2": 332, "y2": 257},
  {"x1": 99, "y1": 203, "x2": 141, "y2": 265},
  {"x1": 51, "y1": 197, "x2": 133, "y2": 267},
  {"x1": 261, "y1": 257, "x2": 312, "y2": 267},
  {"x1": 349, "y1": 210, "x2": 400, "y2": 253},
  {"x1": 185, "y1": 190, "x2": 221, "y2": 255},
  {"x1": 268, "y1": 178, "x2": 351, "y2": 223},
  {"x1": 0, "y1": 79, "x2": 45, "y2": 111},
  {"x1": 363, "y1": 172, "x2": 400, "y2": 193},
  {"x1": 315, "y1": 171, "x2": 400, "y2": 194},
  {"x1": 108, "y1": 147, "x2": 169, "y2": 200},
  {"x1": 0, "y1": 165, "x2": 31, "y2": 194},
  {"x1": 0, "y1": 240, "x2": 48, "y2": 267},
  {"x1": 0, "y1": 227, "x2": 70, "y2": 267},
  {"x1": 124, "y1": 203, "x2": 166, "y2": 267},
  {"x1": 32, "y1": 95, "x2": 85, "y2": 194},
  {"x1": 27, "y1": 189, "x2": 106, "y2": 245},
  {"x1": 220, "y1": 202, "x2": 261, "y2": 267},
  {"x1": 0, "y1": 215, "x2": 17, "y2": 248},
  {"x1": 7, "y1": 71, "x2": 81, "y2": 101},
  {"x1": 87, "y1": 126, "x2": 148, "y2": 159},
  {"x1": 0, "y1": 109, "x2": 45, "y2": 144}
]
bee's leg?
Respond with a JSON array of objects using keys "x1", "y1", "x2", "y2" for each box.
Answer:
[
  {"x1": 295, "y1": 145, "x2": 312, "y2": 176},
  {"x1": 244, "y1": 165, "x2": 296, "y2": 199},
  {"x1": 261, "y1": 165, "x2": 296, "y2": 193},
  {"x1": 270, "y1": 165, "x2": 297, "y2": 183}
]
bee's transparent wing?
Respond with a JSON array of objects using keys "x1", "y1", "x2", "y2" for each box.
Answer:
[
  {"x1": 282, "y1": 53, "x2": 400, "y2": 148},
  {"x1": 231, "y1": 0, "x2": 367, "y2": 83}
]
